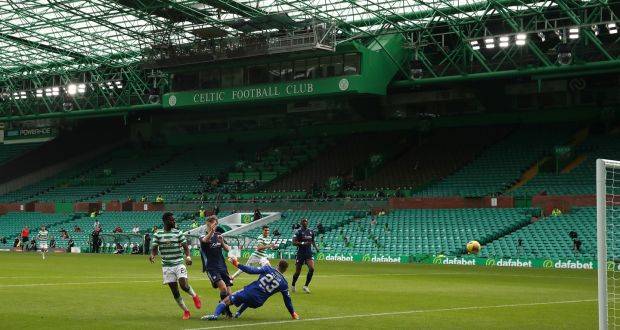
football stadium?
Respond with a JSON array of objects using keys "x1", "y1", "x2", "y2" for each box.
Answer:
[{"x1": 0, "y1": 1, "x2": 619, "y2": 329}]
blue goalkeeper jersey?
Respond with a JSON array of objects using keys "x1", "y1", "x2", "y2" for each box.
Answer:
[{"x1": 235, "y1": 264, "x2": 294, "y2": 312}]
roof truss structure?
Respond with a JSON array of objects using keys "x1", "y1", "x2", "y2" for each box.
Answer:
[{"x1": 0, "y1": 0, "x2": 618, "y2": 121}]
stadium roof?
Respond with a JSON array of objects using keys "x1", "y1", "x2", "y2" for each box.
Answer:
[{"x1": 2, "y1": 0, "x2": 609, "y2": 77}]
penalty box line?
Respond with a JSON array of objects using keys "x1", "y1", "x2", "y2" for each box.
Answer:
[{"x1": 185, "y1": 299, "x2": 597, "y2": 330}]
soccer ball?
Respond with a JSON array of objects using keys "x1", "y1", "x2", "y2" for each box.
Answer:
[{"x1": 466, "y1": 240, "x2": 481, "y2": 254}]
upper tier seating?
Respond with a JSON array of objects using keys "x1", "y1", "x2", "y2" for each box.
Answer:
[
  {"x1": 266, "y1": 132, "x2": 403, "y2": 191},
  {"x1": 358, "y1": 127, "x2": 509, "y2": 190},
  {"x1": 0, "y1": 143, "x2": 41, "y2": 165},
  {"x1": 514, "y1": 133, "x2": 620, "y2": 196},
  {"x1": 417, "y1": 126, "x2": 574, "y2": 197}
]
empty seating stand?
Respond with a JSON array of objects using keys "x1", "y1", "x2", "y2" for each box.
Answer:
[
  {"x1": 514, "y1": 133, "x2": 620, "y2": 196},
  {"x1": 481, "y1": 207, "x2": 595, "y2": 259},
  {"x1": 267, "y1": 132, "x2": 403, "y2": 191},
  {"x1": 418, "y1": 126, "x2": 574, "y2": 197},
  {"x1": 316, "y1": 208, "x2": 530, "y2": 256},
  {"x1": 0, "y1": 142, "x2": 41, "y2": 165},
  {"x1": 358, "y1": 127, "x2": 509, "y2": 190}
]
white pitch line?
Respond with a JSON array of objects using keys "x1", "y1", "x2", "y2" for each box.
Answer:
[
  {"x1": 0, "y1": 280, "x2": 156, "y2": 288},
  {"x1": 0, "y1": 273, "x2": 455, "y2": 287},
  {"x1": 185, "y1": 299, "x2": 597, "y2": 330},
  {"x1": 0, "y1": 271, "x2": 591, "y2": 287}
]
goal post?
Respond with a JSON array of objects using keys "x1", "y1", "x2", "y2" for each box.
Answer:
[{"x1": 598, "y1": 159, "x2": 620, "y2": 330}]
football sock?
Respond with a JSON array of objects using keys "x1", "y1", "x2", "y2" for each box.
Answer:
[
  {"x1": 182, "y1": 285, "x2": 196, "y2": 297},
  {"x1": 175, "y1": 296, "x2": 189, "y2": 311},
  {"x1": 214, "y1": 302, "x2": 227, "y2": 317},
  {"x1": 220, "y1": 292, "x2": 232, "y2": 316},
  {"x1": 292, "y1": 273, "x2": 300, "y2": 286},
  {"x1": 236, "y1": 304, "x2": 248, "y2": 317},
  {"x1": 305, "y1": 269, "x2": 314, "y2": 286}
]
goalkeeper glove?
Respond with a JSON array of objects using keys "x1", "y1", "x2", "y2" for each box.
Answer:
[
  {"x1": 291, "y1": 312, "x2": 299, "y2": 320},
  {"x1": 228, "y1": 257, "x2": 239, "y2": 267}
]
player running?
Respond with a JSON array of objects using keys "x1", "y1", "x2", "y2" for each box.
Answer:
[
  {"x1": 199, "y1": 215, "x2": 234, "y2": 318},
  {"x1": 291, "y1": 218, "x2": 319, "y2": 293},
  {"x1": 202, "y1": 257, "x2": 299, "y2": 321},
  {"x1": 149, "y1": 212, "x2": 202, "y2": 320},
  {"x1": 37, "y1": 225, "x2": 49, "y2": 259},
  {"x1": 231, "y1": 225, "x2": 275, "y2": 280}
]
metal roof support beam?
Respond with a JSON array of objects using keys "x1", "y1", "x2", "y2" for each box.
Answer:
[
  {"x1": 196, "y1": 0, "x2": 267, "y2": 18},
  {"x1": 555, "y1": 0, "x2": 613, "y2": 61},
  {"x1": 0, "y1": 33, "x2": 88, "y2": 61},
  {"x1": 391, "y1": 59, "x2": 620, "y2": 86}
]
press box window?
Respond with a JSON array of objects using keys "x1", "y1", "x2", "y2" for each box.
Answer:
[{"x1": 344, "y1": 53, "x2": 360, "y2": 75}]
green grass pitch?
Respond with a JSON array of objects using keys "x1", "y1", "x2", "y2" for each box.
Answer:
[{"x1": 0, "y1": 253, "x2": 597, "y2": 329}]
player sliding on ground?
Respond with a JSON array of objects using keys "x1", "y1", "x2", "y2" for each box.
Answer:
[
  {"x1": 37, "y1": 225, "x2": 49, "y2": 259},
  {"x1": 292, "y1": 218, "x2": 319, "y2": 293},
  {"x1": 202, "y1": 257, "x2": 299, "y2": 321},
  {"x1": 231, "y1": 225, "x2": 275, "y2": 280},
  {"x1": 199, "y1": 215, "x2": 234, "y2": 318},
  {"x1": 149, "y1": 212, "x2": 202, "y2": 320}
]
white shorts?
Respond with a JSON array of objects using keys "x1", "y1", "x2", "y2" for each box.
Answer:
[
  {"x1": 162, "y1": 264, "x2": 188, "y2": 284},
  {"x1": 247, "y1": 255, "x2": 261, "y2": 264},
  {"x1": 38, "y1": 243, "x2": 48, "y2": 250},
  {"x1": 247, "y1": 255, "x2": 269, "y2": 266}
]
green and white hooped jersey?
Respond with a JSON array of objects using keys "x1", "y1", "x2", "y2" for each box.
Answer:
[
  {"x1": 37, "y1": 230, "x2": 49, "y2": 242},
  {"x1": 152, "y1": 229, "x2": 187, "y2": 267},
  {"x1": 251, "y1": 235, "x2": 272, "y2": 258}
]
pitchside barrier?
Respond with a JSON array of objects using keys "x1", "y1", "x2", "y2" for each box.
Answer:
[{"x1": 185, "y1": 247, "x2": 601, "y2": 270}]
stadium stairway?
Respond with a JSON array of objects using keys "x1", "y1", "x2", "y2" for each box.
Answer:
[
  {"x1": 418, "y1": 125, "x2": 575, "y2": 197},
  {"x1": 505, "y1": 126, "x2": 591, "y2": 194},
  {"x1": 512, "y1": 130, "x2": 620, "y2": 196}
]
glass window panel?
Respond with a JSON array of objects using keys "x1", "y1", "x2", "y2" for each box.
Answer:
[
  {"x1": 344, "y1": 53, "x2": 360, "y2": 75},
  {"x1": 233, "y1": 67, "x2": 243, "y2": 87},
  {"x1": 318, "y1": 56, "x2": 330, "y2": 78},
  {"x1": 331, "y1": 55, "x2": 343, "y2": 76},
  {"x1": 268, "y1": 63, "x2": 281, "y2": 83},
  {"x1": 306, "y1": 58, "x2": 318, "y2": 79},
  {"x1": 173, "y1": 72, "x2": 198, "y2": 92},
  {"x1": 281, "y1": 61, "x2": 293, "y2": 82},
  {"x1": 293, "y1": 59, "x2": 306, "y2": 80},
  {"x1": 246, "y1": 65, "x2": 269, "y2": 85},
  {"x1": 200, "y1": 68, "x2": 220, "y2": 89}
]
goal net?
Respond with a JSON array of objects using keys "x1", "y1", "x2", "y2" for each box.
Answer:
[
  {"x1": 185, "y1": 212, "x2": 282, "y2": 258},
  {"x1": 598, "y1": 159, "x2": 620, "y2": 330}
]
